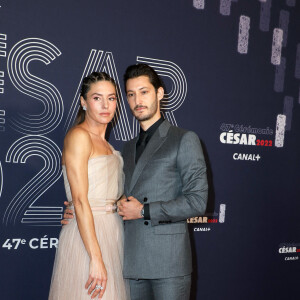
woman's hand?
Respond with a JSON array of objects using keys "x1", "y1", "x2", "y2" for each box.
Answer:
[
  {"x1": 61, "y1": 201, "x2": 74, "y2": 225},
  {"x1": 117, "y1": 195, "x2": 127, "y2": 205},
  {"x1": 85, "y1": 257, "x2": 108, "y2": 299}
]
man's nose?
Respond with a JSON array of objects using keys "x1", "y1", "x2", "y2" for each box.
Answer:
[{"x1": 135, "y1": 93, "x2": 143, "y2": 105}]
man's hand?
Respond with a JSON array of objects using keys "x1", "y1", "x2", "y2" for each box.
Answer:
[
  {"x1": 61, "y1": 201, "x2": 74, "y2": 225},
  {"x1": 118, "y1": 196, "x2": 143, "y2": 220}
]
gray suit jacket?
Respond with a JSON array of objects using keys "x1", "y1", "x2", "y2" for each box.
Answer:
[{"x1": 122, "y1": 120, "x2": 208, "y2": 279}]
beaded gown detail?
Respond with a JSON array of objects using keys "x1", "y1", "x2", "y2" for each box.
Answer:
[{"x1": 49, "y1": 148, "x2": 129, "y2": 299}]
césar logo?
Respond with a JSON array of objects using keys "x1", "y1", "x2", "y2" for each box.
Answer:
[
  {"x1": 220, "y1": 130, "x2": 256, "y2": 145},
  {"x1": 278, "y1": 246, "x2": 299, "y2": 253}
]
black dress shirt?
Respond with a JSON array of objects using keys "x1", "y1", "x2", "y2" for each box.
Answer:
[
  {"x1": 135, "y1": 117, "x2": 165, "y2": 163},
  {"x1": 135, "y1": 117, "x2": 164, "y2": 220}
]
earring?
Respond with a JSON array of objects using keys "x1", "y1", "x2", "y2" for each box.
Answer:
[{"x1": 83, "y1": 106, "x2": 87, "y2": 111}]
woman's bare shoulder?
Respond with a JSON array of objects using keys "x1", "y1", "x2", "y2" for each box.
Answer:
[
  {"x1": 63, "y1": 126, "x2": 92, "y2": 157},
  {"x1": 65, "y1": 126, "x2": 91, "y2": 143}
]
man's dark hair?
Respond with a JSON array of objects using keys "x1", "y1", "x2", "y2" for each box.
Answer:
[{"x1": 123, "y1": 63, "x2": 163, "y2": 92}]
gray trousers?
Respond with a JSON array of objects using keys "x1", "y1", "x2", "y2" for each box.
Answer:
[{"x1": 129, "y1": 274, "x2": 191, "y2": 300}]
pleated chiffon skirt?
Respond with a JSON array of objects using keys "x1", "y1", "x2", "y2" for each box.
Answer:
[{"x1": 49, "y1": 212, "x2": 129, "y2": 300}]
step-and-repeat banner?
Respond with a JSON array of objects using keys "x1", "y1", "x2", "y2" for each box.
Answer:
[{"x1": 0, "y1": 0, "x2": 299, "y2": 299}]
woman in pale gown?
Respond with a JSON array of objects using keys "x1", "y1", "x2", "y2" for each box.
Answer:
[{"x1": 49, "y1": 72, "x2": 129, "y2": 299}]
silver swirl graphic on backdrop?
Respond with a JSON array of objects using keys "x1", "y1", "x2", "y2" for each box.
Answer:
[
  {"x1": 7, "y1": 38, "x2": 63, "y2": 135},
  {"x1": 3, "y1": 135, "x2": 62, "y2": 226},
  {"x1": 136, "y1": 56, "x2": 187, "y2": 135},
  {"x1": 137, "y1": 56, "x2": 187, "y2": 112}
]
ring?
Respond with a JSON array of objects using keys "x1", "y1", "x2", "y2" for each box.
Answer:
[{"x1": 95, "y1": 284, "x2": 104, "y2": 290}]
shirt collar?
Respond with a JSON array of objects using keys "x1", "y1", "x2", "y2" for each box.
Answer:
[{"x1": 140, "y1": 117, "x2": 164, "y2": 140}]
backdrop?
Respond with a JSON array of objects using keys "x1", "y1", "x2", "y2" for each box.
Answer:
[{"x1": 0, "y1": 0, "x2": 299, "y2": 299}]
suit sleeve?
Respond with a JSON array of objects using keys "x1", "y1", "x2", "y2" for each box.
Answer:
[{"x1": 149, "y1": 131, "x2": 208, "y2": 226}]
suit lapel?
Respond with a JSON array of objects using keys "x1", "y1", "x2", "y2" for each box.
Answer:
[
  {"x1": 124, "y1": 137, "x2": 137, "y2": 193},
  {"x1": 129, "y1": 120, "x2": 171, "y2": 192}
]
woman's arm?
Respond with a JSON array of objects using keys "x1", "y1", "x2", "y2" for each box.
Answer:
[{"x1": 63, "y1": 127, "x2": 107, "y2": 298}]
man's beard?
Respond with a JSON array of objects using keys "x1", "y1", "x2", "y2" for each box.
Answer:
[{"x1": 132, "y1": 99, "x2": 158, "y2": 122}]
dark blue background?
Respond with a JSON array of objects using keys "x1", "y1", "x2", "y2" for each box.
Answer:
[{"x1": 0, "y1": 0, "x2": 299, "y2": 299}]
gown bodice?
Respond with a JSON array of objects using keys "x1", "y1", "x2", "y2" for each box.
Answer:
[{"x1": 62, "y1": 148, "x2": 124, "y2": 210}]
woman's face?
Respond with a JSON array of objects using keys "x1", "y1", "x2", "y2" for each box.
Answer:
[{"x1": 81, "y1": 80, "x2": 117, "y2": 126}]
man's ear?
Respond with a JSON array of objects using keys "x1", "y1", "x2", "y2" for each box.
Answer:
[{"x1": 157, "y1": 87, "x2": 164, "y2": 101}]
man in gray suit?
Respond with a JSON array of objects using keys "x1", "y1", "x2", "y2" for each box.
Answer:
[{"x1": 117, "y1": 64, "x2": 208, "y2": 300}]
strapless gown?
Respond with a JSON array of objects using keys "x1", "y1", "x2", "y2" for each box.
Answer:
[{"x1": 49, "y1": 148, "x2": 129, "y2": 299}]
